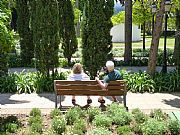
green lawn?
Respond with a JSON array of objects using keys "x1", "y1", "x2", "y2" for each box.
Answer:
[{"x1": 113, "y1": 36, "x2": 175, "y2": 48}]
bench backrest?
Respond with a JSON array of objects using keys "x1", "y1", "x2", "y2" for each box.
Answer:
[{"x1": 54, "y1": 80, "x2": 127, "y2": 96}]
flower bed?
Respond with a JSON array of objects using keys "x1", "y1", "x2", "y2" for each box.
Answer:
[{"x1": 1, "y1": 103, "x2": 180, "y2": 135}]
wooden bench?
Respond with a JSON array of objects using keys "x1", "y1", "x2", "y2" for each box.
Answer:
[{"x1": 54, "y1": 80, "x2": 128, "y2": 110}]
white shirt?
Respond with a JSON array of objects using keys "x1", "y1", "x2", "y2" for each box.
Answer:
[{"x1": 67, "y1": 73, "x2": 90, "y2": 81}]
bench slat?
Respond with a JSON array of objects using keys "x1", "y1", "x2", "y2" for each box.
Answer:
[
  {"x1": 56, "y1": 84, "x2": 101, "y2": 90},
  {"x1": 57, "y1": 90, "x2": 125, "y2": 96}
]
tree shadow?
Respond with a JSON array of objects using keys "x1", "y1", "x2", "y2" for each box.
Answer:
[
  {"x1": 162, "y1": 98, "x2": 180, "y2": 109},
  {"x1": 0, "y1": 94, "x2": 30, "y2": 105},
  {"x1": 105, "y1": 96, "x2": 123, "y2": 103},
  {"x1": 37, "y1": 93, "x2": 65, "y2": 103}
]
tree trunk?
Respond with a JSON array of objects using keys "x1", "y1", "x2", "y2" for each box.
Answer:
[
  {"x1": 124, "y1": 0, "x2": 132, "y2": 63},
  {"x1": 143, "y1": 21, "x2": 146, "y2": 50},
  {"x1": 147, "y1": 1, "x2": 165, "y2": 77},
  {"x1": 175, "y1": 9, "x2": 180, "y2": 73},
  {"x1": 173, "y1": 9, "x2": 180, "y2": 68}
]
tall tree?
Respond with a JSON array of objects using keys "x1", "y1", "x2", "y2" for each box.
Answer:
[
  {"x1": 82, "y1": 0, "x2": 114, "y2": 78},
  {"x1": 0, "y1": 0, "x2": 14, "y2": 76},
  {"x1": 124, "y1": 0, "x2": 132, "y2": 63},
  {"x1": 16, "y1": 0, "x2": 33, "y2": 66},
  {"x1": 29, "y1": 0, "x2": 59, "y2": 76},
  {"x1": 58, "y1": 0, "x2": 78, "y2": 66},
  {"x1": 175, "y1": 9, "x2": 180, "y2": 73},
  {"x1": 133, "y1": 0, "x2": 152, "y2": 50},
  {"x1": 147, "y1": 0, "x2": 165, "y2": 77}
]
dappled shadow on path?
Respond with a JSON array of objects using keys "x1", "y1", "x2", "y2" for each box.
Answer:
[
  {"x1": 0, "y1": 94, "x2": 30, "y2": 105},
  {"x1": 105, "y1": 96, "x2": 123, "y2": 103},
  {"x1": 37, "y1": 93, "x2": 65, "y2": 103},
  {"x1": 162, "y1": 98, "x2": 180, "y2": 109}
]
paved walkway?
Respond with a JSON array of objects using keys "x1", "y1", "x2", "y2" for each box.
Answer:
[{"x1": 1, "y1": 93, "x2": 180, "y2": 115}]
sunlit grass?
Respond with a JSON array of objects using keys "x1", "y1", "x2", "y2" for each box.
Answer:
[
  {"x1": 113, "y1": 36, "x2": 175, "y2": 48},
  {"x1": 78, "y1": 36, "x2": 175, "y2": 49}
]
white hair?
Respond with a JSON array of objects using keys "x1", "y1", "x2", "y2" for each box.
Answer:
[{"x1": 106, "y1": 61, "x2": 114, "y2": 71}]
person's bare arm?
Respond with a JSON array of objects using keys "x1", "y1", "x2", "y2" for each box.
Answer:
[{"x1": 95, "y1": 77, "x2": 108, "y2": 90}]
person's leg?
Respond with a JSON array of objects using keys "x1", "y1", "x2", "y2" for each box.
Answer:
[
  {"x1": 87, "y1": 96, "x2": 92, "y2": 104},
  {"x1": 72, "y1": 95, "x2": 76, "y2": 104},
  {"x1": 98, "y1": 96, "x2": 105, "y2": 103},
  {"x1": 112, "y1": 96, "x2": 117, "y2": 102}
]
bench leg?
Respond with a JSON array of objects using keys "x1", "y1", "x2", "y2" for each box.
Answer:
[
  {"x1": 55, "y1": 93, "x2": 57, "y2": 108},
  {"x1": 59, "y1": 95, "x2": 62, "y2": 109},
  {"x1": 123, "y1": 94, "x2": 128, "y2": 111}
]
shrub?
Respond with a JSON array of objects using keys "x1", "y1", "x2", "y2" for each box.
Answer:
[
  {"x1": 141, "y1": 118, "x2": 167, "y2": 135},
  {"x1": 15, "y1": 71, "x2": 37, "y2": 93},
  {"x1": 30, "y1": 108, "x2": 41, "y2": 117},
  {"x1": 92, "y1": 114, "x2": 112, "y2": 128},
  {"x1": 116, "y1": 125, "x2": 133, "y2": 135},
  {"x1": 87, "y1": 107, "x2": 101, "y2": 122},
  {"x1": 0, "y1": 74, "x2": 17, "y2": 93},
  {"x1": 168, "y1": 120, "x2": 180, "y2": 135},
  {"x1": 5, "y1": 123, "x2": 18, "y2": 133},
  {"x1": 150, "y1": 109, "x2": 168, "y2": 121},
  {"x1": 154, "y1": 71, "x2": 180, "y2": 92},
  {"x1": 50, "y1": 108, "x2": 62, "y2": 119},
  {"x1": 51, "y1": 116, "x2": 66, "y2": 134},
  {"x1": 124, "y1": 71, "x2": 155, "y2": 93},
  {"x1": 131, "y1": 108, "x2": 147, "y2": 124},
  {"x1": 107, "y1": 103, "x2": 132, "y2": 126},
  {"x1": 73, "y1": 118, "x2": 86, "y2": 133},
  {"x1": 89, "y1": 127, "x2": 112, "y2": 135},
  {"x1": 28, "y1": 116, "x2": 42, "y2": 126},
  {"x1": 30, "y1": 122, "x2": 42, "y2": 133},
  {"x1": 65, "y1": 106, "x2": 86, "y2": 125},
  {"x1": 43, "y1": 130, "x2": 58, "y2": 135},
  {"x1": 26, "y1": 131, "x2": 41, "y2": 135},
  {"x1": 0, "y1": 115, "x2": 20, "y2": 133}
]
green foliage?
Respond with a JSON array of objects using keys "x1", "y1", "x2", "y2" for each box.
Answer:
[
  {"x1": 16, "y1": 71, "x2": 37, "y2": 94},
  {"x1": 0, "y1": 71, "x2": 68, "y2": 93},
  {"x1": 16, "y1": 0, "x2": 33, "y2": 66},
  {"x1": 116, "y1": 125, "x2": 133, "y2": 135},
  {"x1": 154, "y1": 71, "x2": 180, "y2": 92},
  {"x1": 87, "y1": 107, "x2": 101, "y2": 122},
  {"x1": 124, "y1": 71, "x2": 155, "y2": 93},
  {"x1": 65, "y1": 106, "x2": 86, "y2": 125},
  {"x1": 28, "y1": 116, "x2": 42, "y2": 126},
  {"x1": 30, "y1": 122, "x2": 42, "y2": 133},
  {"x1": 43, "y1": 130, "x2": 58, "y2": 135},
  {"x1": 73, "y1": 118, "x2": 86, "y2": 134},
  {"x1": 26, "y1": 131, "x2": 41, "y2": 135},
  {"x1": 51, "y1": 116, "x2": 66, "y2": 134},
  {"x1": 132, "y1": 0, "x2": 152, "y2": 25},
  {"x1": 0, "y1": 73, "x2": 17, "y2": 93},
  {"x1": 92, "y1": 114, "x2": 112, "y2": 128},
  {"x1": 82, "y1": 0, "x2": 114, "y2": 78},
  {"x1": 131, "y1": 108, "x2": 147, "y2": 124},
  {"x1": 7, "y1": 54, "x2": 22, "y2": 67},
  {"x1": 58, "y1": 0, "x2": 78, "y2": 65},
  {"x1": 141, "y1": 118, "x2": 167, "y2": 135},
  {"x1": 106, "y1": 103, "x2": 132, "y2": 126},
  {"x1": 0, "y1": 115, "x2": 20, "y2": 133},
  {"x1": 29, "y1": 108, "x2": 41, "y2": 117},
  {"x1": 149, "y1": 109, "x2": 168, "y2": 121},
  {"x1": 0, "y1": 2, "x2": 14, "y2": 76},
  {"x1": 111, "y1": 11, "x2": 125, "y2": 25},
  {"x1": 29, "y1": 0, "x2": 59, "y2": 76},
  {"x1": 50, "y1": 108, "x2": 62, "y2": 119},
  {"x1": 168, "y1": 120, "x2": 180, "y2": 135},
  {"x1": 89, "y1": 127, "x2": 112, "y2": 135}
]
